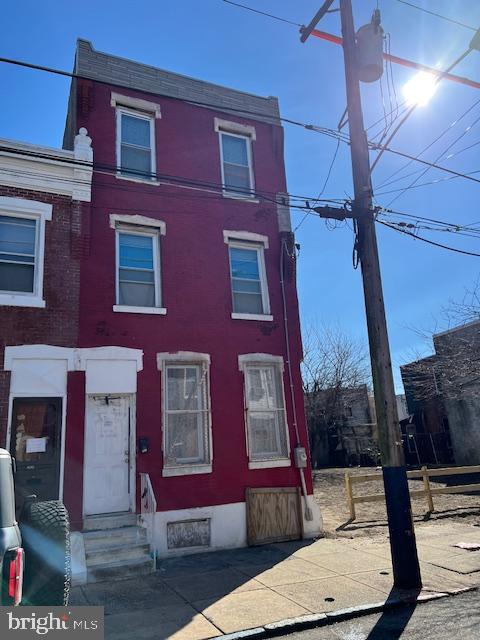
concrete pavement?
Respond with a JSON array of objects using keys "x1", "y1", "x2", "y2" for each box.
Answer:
[{"x1": 70, "y1": 521, "x2": 480, "y2": 640}]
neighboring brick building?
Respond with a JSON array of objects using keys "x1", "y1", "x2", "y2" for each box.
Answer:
[{"x1": 0, "y1": 130, "x2": 92, "y2": 505}]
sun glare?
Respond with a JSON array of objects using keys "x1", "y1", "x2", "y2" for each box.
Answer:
[{"x1": 402, "y1": 71, "x2": 438, "y2": 107}]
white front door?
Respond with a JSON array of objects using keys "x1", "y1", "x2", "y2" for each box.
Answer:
[{"x1": 84, "y1": 395, "x2": 131, "y2": 515}]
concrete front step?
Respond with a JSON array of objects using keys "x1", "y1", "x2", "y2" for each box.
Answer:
[
  {"x1": 87, "y1": 557, "x2": 153, "y2": 583},
  {"x1": 83, "y1": 525, "x2": 147, "y2": 551},
  {"x1": 83, "y1": 512, "x2": 138, "y2": 531},
  {"x1": 86, "y1": 542, "x2": 151, "y2": 566}
]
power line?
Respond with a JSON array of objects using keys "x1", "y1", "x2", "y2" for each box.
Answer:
[
  {"x1": 376, "y1": 96, "x2": 480, "y2": 189},
  {"x1": 378, "y1": 219, "x2": 480, "y2": 257},
  {"x1": 294, "y1": 137, "x2": 342, "y2": 232},
  {"x1": 0, "y1": 146, "x2": 349, "y2": 212},
  {"x1": 384, "y1": 109, "x2": 480, "y2": 206},
  {"x1": 370, "y1": 47, "x2": 474, "y2": 173},
  {"x1": 395, "y1": 0, "x2": 477, "y2": 32},
  {"x1": 221, "y1": 0, "x2": 301, "y2": 27}
]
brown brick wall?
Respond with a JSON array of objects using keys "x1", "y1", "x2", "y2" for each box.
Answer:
[{"x1": 0, "y1": 187, "x2": 85, "y2": 444}]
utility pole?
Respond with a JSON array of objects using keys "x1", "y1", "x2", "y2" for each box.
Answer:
[
  {"x1": 303, "y1": 1, "x2": 422, "y2": 589},
  {"x1": 340, "y1": 0, "x2": 421, "y2": 590}
]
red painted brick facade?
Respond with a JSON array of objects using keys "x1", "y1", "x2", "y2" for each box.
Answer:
[{"x1": 64, "y1": 75, "x2": 315, "y2": 523}]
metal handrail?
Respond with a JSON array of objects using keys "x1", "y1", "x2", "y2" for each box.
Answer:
[{"x1": 139, "y1": 472, "x2": 157, "y2": 571}]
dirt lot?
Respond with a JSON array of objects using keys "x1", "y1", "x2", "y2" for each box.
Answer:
[{"x1": 313, "y1": 467, "x2": 480, "y2": 540}]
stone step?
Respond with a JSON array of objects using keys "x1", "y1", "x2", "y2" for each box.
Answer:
[
  {"x1": 87, "y1": 557, "x2": 153, "y2": 583},
  {"x1": 83, "y1": 512, "x2": 137, "y2": 531},
  {"x1": 86, "y1": 542, "x2": 151, "y2": 566},
  {"x1": 83, "y1": 526, "x2": 147, "y2": 551}
]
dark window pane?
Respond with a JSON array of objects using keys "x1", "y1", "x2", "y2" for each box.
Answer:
[
  {"x1": 0, "y1": 216, "x2": 36, "y2": 257},
  {"x1": 230, "y1": 247, "x2": 260, "y2": 280},
  {"x1": 223, "y1": 163, "x2": 251, "y2": 192},
  {"x1": 222, "y1": 134, "x2": 248, "y2": 165},
  {"x1": 120, "y1": 146, "x2": 151, "y2": 175},
  {"x1": 233, "y1": 291, "x2": 263, "y2": 314},
  {"x1": 232, "y1": 278, "x2": 262, "y2": 294},
  {"x1": 121, "y1": 114, "x2": 151, "y2": 147},
  {"x1": 119, "y1": 268, "x2": 155, "y2": 284},
  {"x1": 119, "y1": 233, "x2": 154, "y2": 269},
  {"x1": 0, "y1": 263, "x2": 34, "y2": 293},
  {"x1": 119, "y1": 281, "x2": 155, "y2": 307}
]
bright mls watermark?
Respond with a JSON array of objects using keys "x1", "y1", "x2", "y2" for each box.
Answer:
[{"x1": 0, "y1": 607, "x2": 103, "y2": 639}]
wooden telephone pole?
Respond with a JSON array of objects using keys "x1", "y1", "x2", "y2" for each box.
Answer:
[{"x1": 303, "y1": 0, "x2": 422, "y2": 589}]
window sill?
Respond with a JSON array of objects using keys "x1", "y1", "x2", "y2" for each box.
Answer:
[
  {"x1": 113, "y1": 305, "x2": 167, "y2": 315},
  {"x1": 162, "y1": 464, "x2": 212, "y2": 477},
  {"x1": 231, "y1": 313, "x2": 273, "y2": 322},
  {"x1": 0, "y1": 294, "x2": 46, "y2": 308},
  {"x1": 222, "y1": 191, "x2": 259, "y2": 203},
  {"x1": 115, "y1": 173, "x2": 160, "y2": 186},
  {"x1": 249, "y1": 459, "x2": 291, "y2": 470}
]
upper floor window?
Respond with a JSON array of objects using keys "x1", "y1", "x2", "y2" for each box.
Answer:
[
  {"x1": 224, "y1": 230, "x2": 271, "y2": 321},
  {"x1": 116, "y1": 108, "x2": 155, "y2": 179},
  {"x1": 0, "y1": 198, "x2": 51, "y2": 308},
  {"x1": 215, "y1": 118, "x2": 256, "y2": 199}
]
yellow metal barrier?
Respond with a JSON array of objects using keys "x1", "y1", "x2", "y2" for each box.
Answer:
[{"x1": 345, "y1": 465, "x2": 480, "y2": 520}]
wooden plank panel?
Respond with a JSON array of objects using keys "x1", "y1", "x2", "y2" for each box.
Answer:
[
  {"x1": 246, "y1": 487, "x2": 302, "y2": 546},
  {"x1": 427, "y1": 466, "x2": 480, "y2": 477},
  {"x1": 430, "y1": 483, "x2": 480, "y2": 495}
]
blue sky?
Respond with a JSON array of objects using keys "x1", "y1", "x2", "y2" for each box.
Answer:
[{"x1": 1, "y1": 0, "x2": 479, "y2": 389}]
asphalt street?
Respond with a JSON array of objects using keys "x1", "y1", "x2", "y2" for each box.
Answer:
[{"x1": 283, "y1": 590, "x2": 479, "y2": 640}]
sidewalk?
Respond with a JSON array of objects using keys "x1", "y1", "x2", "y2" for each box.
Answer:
[{"x1": 70, "y1": 521, "x2": 480, "y2": 640}]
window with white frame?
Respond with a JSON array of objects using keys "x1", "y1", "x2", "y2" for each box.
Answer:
[
  {"x1": 219, "y1": 132, "x2": 254, "y2": 196},
  {"x1": 228, "y1": 241, "x2": 270, "y2": 316},
  {"x1": 116, "y1": 227, "x2": 161, "y2": 309},
  {"x1": 0, "y1": 215, "x2": 37, "y2": 294},
  {"x1": 161, "y1": 358, "x2": 212, "y2": 471},
  {"x1": 0, "y1": 198, "x2": 51, "y2": 308},
  {"x1": 241, "y1": 359, "x2": 289, "y2": 463},
  {"x1": 116, "y1": 108, "x2": 155, "y2": 179}
]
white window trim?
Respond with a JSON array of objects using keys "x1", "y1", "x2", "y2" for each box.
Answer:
[
  {"x1": 226, "y1": 237, "x2": 271, "y2": 318},
  {"x1": 115, "y1": 106, "x2": 156, "y2": 183},
  {"x1": 111, "y1": 92, "x2": 162, "y2": 118},
  {"x1": 157, "y1": 352, "x2": 213, "y2": 477},
  {"x1": 238, "y1": 354, "x2": 291, "y2": 468},
  {"x1": 223, "y1": 230, "x2": 268, "y2": 248},
  {"x1": 0, "y1": 197, "x2": 52, "y2": 308},
  {"x1": 217, "y1": 124, "x2": 256, "y2": 200},
  {"x1": 109, "y1": 213, "x2": 166, "y2": 235},
  {"x1": 115, "y1": 226, "x2": 163, "y2": 313}
]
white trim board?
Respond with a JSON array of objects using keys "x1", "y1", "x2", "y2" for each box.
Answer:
[{"x1": 0, "y1": 131, "x2": 93, "y2": 202}]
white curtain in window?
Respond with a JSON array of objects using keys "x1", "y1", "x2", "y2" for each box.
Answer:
[
  {"x1": 245, "y1": 365, "x2": 288, "y2": 460},
  {"x1": 164, "y1": 365, "x2": 210, "y2": 466}
]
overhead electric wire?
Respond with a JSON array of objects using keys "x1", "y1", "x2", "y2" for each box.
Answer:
[
  {"x1": 370, "y1": 47, "x2": 474, "y2": 173},
  {"x1": 294, "y1": 137, "x2": 341, "y2": 232},
  {"x1": 221, "y1": 0, "x2": 301, "y2": 27},
  {"x1": 376, "y1": 96, "x2": 480, "y2": 189},
  {"x1": 384, "y1": 110, "x2": 480, "y2": 206},
  {"x1": 395, "y1": 0, "x2": 477, "y2": 32},
  {"x1": 378, "y1": 219, "x2": 480, "y2": 257}
]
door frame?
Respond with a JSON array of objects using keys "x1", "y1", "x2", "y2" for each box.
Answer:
[
  {"x1": 6, "y1": 393, "x2": 67, "y2": 502},
  {"x1": 82, "y1": 393, "x2": 136, "y2": 517}
]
